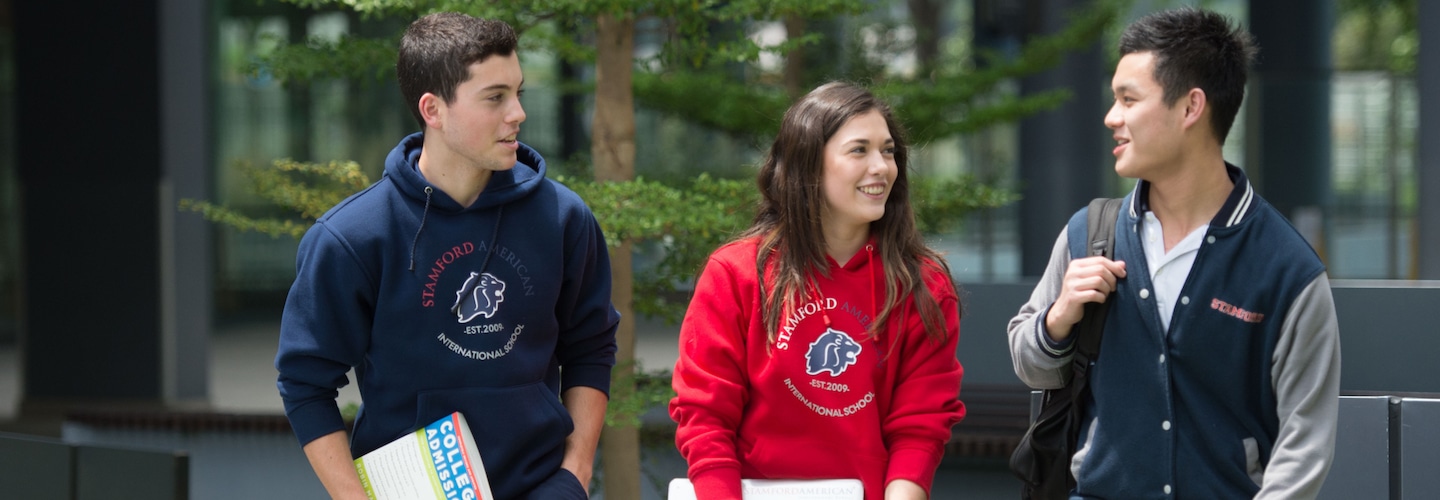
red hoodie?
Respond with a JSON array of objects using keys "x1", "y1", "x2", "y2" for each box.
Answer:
[{"x1": 670, "y1": 237, "x2": 965, "y2": 500}]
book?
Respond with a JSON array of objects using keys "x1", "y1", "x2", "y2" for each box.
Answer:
[
  {"x1": 667, "y1": 478, "x2": 864, "y2": 500},
  {"x1": 353, "y1": 412, "x2": 494, "y2": 500}
]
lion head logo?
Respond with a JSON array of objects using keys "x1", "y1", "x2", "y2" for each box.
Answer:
[
  {"x1": 451, "y1": 272, "x2": 506, "y2": 323},
  {"x1": 805, "y1": 328, "x2": 862, "y2": 376}
]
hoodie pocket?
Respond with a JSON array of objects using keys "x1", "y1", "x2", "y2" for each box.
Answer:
[{"x1": 415, "y1": 382, "x2": 573, "y2": 497}]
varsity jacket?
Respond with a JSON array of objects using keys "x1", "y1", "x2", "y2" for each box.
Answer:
[
  {"x1": 670, "y1": 237, "x2": 965, "y2": 500},
  {"x1": 1008, "y1": 165, "x2": 1341, "y2": 499}
]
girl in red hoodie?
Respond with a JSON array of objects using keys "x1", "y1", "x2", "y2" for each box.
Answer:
[{"x1": 670, "y1": 81, "x2": 966, "y2": 500}]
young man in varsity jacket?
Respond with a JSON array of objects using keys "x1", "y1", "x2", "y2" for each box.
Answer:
[{"x1": 1007, "y1": 8, "x2": 1341, "y2": 499}]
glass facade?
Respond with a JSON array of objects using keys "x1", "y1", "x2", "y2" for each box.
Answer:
[
  {"x1": 208, "y1": 4, "x2": 765, "y2": 318},
  {"x1": 201, "y1": 0, "x2": 1425, "y2": 322},
  {"x1": 0, "y1": 0, "x2": 16, "y2": 346},
  {"x1": 1330, "y1": 72, "x2": 1418, "y2": 279},
  {"x1": 212, "y1": 7, "x2": 412, "y2": 314}
]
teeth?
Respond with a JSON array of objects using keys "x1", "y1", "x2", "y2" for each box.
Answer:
[{"x1": 859, "y1": 186, "x2": 884, "y2": 195}]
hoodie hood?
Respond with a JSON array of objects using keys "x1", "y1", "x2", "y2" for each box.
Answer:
[{"x1": 383, "y1": 131, "x2": 548, "y2": 212}]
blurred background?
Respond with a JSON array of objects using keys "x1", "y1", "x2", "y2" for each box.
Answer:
[{"x1": 0, "y1": 0, "x2": 1437, "y2": 498}]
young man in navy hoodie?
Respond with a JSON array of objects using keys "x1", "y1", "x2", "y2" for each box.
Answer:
[
  {"x1": 1007, "y1": 8, "x2": 1340, "y2": 499},
  {"x1": 276, "y1": 12, "x2": 619, "y2": 499}
]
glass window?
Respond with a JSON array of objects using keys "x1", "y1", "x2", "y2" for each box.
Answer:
[
  {"x1": 1, "y1": 0, "x2": 18, "y2": 416},
  {"x1": 0, "y1": 0, "x2": 17, "y2": 346},
  {"x1": 213, "y1": 7, "x2": 412, "y2": 317}
]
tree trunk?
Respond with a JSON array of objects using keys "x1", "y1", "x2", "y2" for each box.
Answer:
[
  {"x1": 593, "y1": 12, "x2": 641, "y2": 500},
  {"x1": 907, "y1": 0, "x2": 944, "y2": 77},
  {"x1": 783, "y1": 14, "x2": 806, "y2": 98}
]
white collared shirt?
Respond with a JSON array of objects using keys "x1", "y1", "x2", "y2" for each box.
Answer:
[{"x1": 1141, "y1": 211, "x2": 1208, "y2": 332}]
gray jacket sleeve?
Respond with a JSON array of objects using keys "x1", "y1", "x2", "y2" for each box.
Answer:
[
  {"x1": 1257, "y1": 273, "x2": 1341, "y2": 500},
  {"x1": 1007, "y1": 228, "x2": 1076, "y2": 390}
]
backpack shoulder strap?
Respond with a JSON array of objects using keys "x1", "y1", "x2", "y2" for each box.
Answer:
[
  {"x1": 1086, "y1": 198, "x2": 1124, "y2": 260},
  {"x1": 1067, "y1": 197, "x2": 1123, "y2": 260},
  {"x1": 1068, "y1": 198, "x2": 1123, "y2": 391}
]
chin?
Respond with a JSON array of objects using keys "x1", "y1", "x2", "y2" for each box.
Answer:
[{"x1": 1113, "y1": 161, "x2": 1141, "y2": 180}]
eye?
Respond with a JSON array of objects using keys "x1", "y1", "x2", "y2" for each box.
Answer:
[
  {"x1": 883, "y1": 147, "x2": 896, "y2": 156},
  {"x1": 516, "y1": 89, "x2": 526, "y2": 99},
  {"x1": 850, "y1": 146, "x2": 866, "y2": 154}
]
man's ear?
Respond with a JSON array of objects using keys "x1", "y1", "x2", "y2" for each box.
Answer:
[
  {"x1": 1181, "y1": 88, "x2": 1207, "y2": 131},
  {"x1": 418, "y1": 92, "x2": 445, "y2": 130}
]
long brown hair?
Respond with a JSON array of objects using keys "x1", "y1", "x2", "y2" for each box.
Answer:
[{"x1": 738, "y1": 81, "x2": 957, "y2": 344}]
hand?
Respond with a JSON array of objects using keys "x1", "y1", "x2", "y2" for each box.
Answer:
[
  {"x1": 884, "y1": 479, "x2": 927, "y2": 500},
  {"x1": 561, "y1": 462, "x2": 593, "y2": 494},
  {"x1": 1044, "y1": 256, "x2": 1126, "y2": 342}
]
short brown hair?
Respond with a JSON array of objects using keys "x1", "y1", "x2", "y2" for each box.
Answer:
[{"x1": 396, "y1": 12, "x2": 517, "y2": 128}]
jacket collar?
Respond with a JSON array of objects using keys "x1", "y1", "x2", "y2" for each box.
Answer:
[{"x1": 1129, "y1": 163, "x2": 1255, "y2": 228}]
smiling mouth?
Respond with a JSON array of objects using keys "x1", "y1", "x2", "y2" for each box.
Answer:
[{"x1": 859, "y1": 185, "x2": 884, "y2": 195}]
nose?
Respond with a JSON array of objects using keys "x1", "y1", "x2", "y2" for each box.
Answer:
[
  {"x1": 1104, "y1": 101, "x2": 1122, "y2": 130},
  {"x1": 868, "y1": 151, "x2": 890, "y2": 175},
  {"x1": 509, "y1": 97, "x2": 527, "y2": 125}
]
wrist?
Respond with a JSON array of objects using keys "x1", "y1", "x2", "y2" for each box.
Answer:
[
  {"x1": 1042, "y1": 304, "x2": 1073, "y2": 341},
  {"x1": 884, "y1": 479, "x2": 927, "y2": 500},
  {"x1": 1039, "y1": 305, "x2": 1076, "y2": 358}
]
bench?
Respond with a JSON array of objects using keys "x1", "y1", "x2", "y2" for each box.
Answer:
[
  {"x1": 947, "y1": 383, "x2": 1032, "y2": 458},
  {"x1": 0, "y1": 431, "x2": 189, "y2": 500},
  {"x1": 983, "y1": 391, "x2": 1440, "y2": 496}
]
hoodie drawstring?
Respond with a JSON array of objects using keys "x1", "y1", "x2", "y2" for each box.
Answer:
[
  {"x1": 408, "y1": 186, "x2": 434, "y2": 271},
  {"x1": 811, "y1": 244, "x2": 878, "y2": 331},
  {"x1": 867, "y1": 244, "x2": 877, "y2": 324},
  {"x1": 476, "y1": 205, "x2": 504, "y2": 274},
  {"x1": 407, "y1": 188, "x2": 506, "y2": 274}
]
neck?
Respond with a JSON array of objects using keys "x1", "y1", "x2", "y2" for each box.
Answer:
[
  {"x1": 823, "y1": 223, "x2": 870, "y2": 267},
  {"x1": 417, "y1": 134, "x2": 492, "y2": 207},
  {"x1": 1146, "y1": 148, "x2": 1232, "y2": 250}
]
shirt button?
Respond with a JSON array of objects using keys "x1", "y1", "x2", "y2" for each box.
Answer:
[
  {"x1": 1159, "y1": 354, "x2": 1166, "y2": 364},
  {"x1": 1162, "y1": 420, "x2": 1171, "y2": 430},
  {"x1": 1181, "y1": 296, "x2": 1190, "y2": 305},
  {"x1": 1164, "y1": 484, "x2": 1173, "y2": 495},
  {"x1": 1140, "y1": 289, "x2": 1150, "y2": 299}
]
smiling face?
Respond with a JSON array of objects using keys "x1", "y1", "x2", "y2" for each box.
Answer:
[
  {"x1": 820, "y1": 109, "x2": 898, "y2": 237},
  {"x1": 429, "y1": 53, "x2": 527, "y2": 173},
  {"x1": 1104, "y1": 51, "x2": 1188, "y2": 181}
]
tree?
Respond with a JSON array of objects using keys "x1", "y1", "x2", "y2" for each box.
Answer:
[{"x1": 185, "y1": 0, "x2": 1125, "y2": 496}]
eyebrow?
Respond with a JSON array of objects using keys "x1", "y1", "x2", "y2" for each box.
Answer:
[
  {"x1": 1112, "y1": 81, "x2": 1144, "y2": 95},
  {"x1": 480, "y1": 78, "x2": 525, "y2": 93},
  {"x1": 842, "y1": 137, "x2": 895, "y2": 146}
]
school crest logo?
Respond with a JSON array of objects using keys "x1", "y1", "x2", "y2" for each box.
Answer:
[
  {"x1": 451, "y1": 272, "x2": 506, "y2": 323},
  {"x1": 806, "y1": 328, "x2": 862, "y2": 376}
]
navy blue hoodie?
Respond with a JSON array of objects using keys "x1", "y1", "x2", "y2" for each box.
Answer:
[{"x1": 277, "y1": 132, "x2": 619, "y2": 498}]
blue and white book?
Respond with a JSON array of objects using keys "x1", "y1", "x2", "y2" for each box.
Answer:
[{"x1": 354, "y1": 412, "x2": 494, "y2": 500}]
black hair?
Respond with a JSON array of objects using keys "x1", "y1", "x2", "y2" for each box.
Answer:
[{"x1": 1119, "y1": 7, "x2": 1257, "y2": 144}]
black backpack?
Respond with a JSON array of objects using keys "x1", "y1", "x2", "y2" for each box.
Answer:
[{"x1": 1008, "y1": 197, "x2": 1124, "y2": 499}]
